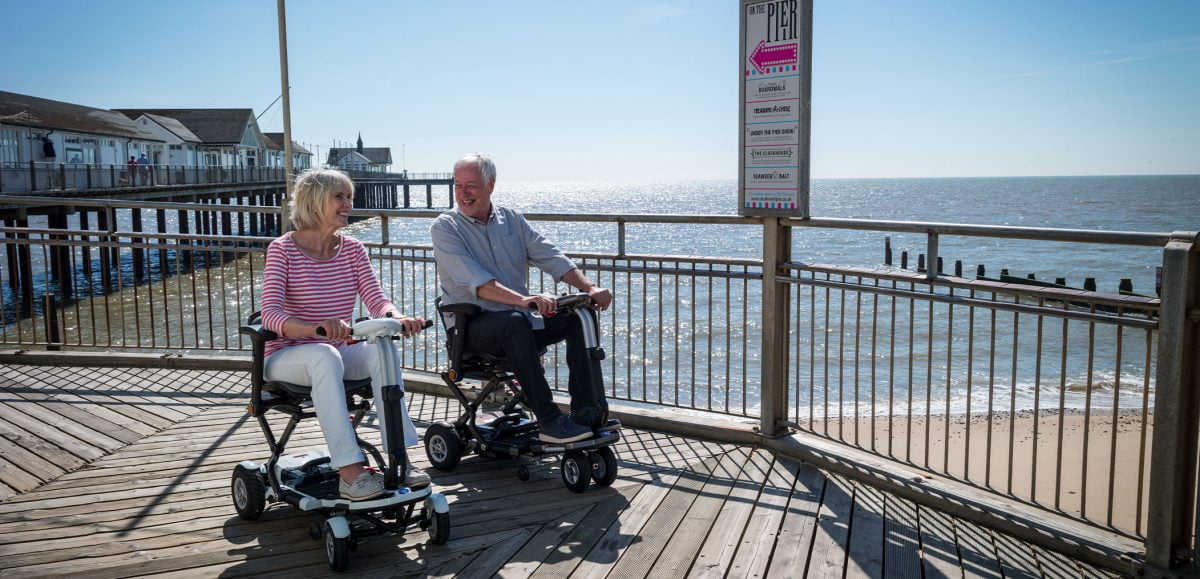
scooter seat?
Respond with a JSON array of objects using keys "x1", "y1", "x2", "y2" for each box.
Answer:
[{"x1": 263, "y1": 378, "x2": 374, "y2": 400}]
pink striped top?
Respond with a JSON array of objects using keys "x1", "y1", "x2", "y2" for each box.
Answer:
[{"x1": 260, "y1": 232, "x2": 398, "y2": 357}]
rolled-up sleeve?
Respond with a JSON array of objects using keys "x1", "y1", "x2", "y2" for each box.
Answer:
[
  {"x1": 516, "y1": 214, "x2": 576, "y2": 281},
  {"x1": 431, "y1": 217, "x2": 496, "y2": 293}
]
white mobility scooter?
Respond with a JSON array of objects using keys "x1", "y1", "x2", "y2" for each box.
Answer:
[
  {"x1": 427, "y1": 293, "x2": 621, "y2": 493},
  {"x1": 232, "y1": 314, "x2": 449, "y2": 572}
]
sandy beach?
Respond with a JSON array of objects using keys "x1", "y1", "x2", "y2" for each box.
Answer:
[{"x1": 795, "y1": 408, "x2": 1151, "y2": 535}]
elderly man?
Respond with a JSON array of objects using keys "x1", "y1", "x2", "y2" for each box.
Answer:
[{"x1": 431, "y1": 153, "x2": 613, "y2": 444}]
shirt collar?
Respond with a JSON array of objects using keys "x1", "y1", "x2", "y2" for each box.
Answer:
[{"x1": 454, "y1": 204, "x2": 499, "y2": 225}]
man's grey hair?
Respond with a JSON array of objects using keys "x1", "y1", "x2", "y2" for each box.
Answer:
[{"x1": 454, "y1": 153, "x2": 496, "y2": 184}]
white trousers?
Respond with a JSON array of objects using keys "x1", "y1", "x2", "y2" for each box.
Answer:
[{"x1": 264, "y1": 341, "x2": 419, "y2": 469}]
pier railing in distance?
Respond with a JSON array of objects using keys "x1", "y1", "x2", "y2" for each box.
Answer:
[
  {"x1": 0, "y1": 195, "x2": 1193, "y2": 574},
  {"x1": 0, "y1": 162, "x2": 448, "y2": 194}
]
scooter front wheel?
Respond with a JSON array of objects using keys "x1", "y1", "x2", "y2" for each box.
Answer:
[
  {"x1": 325, "y1": 520, "x2": 350, "y2": 571},
  {"x1": 560, "y1": 451, "x2": 591, "y2": 493},
  {"x1": 427, "y1": 509, "x2": 450, "y2": 544}
]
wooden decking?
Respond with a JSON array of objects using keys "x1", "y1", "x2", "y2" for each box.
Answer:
[{"x1": 0, "y1": 364, "x2": 1121, "y2": 578}]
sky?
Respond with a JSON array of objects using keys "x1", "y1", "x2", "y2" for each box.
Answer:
[{"x1": 2, "y1": 0, "x2": 1198, "y2": 181}]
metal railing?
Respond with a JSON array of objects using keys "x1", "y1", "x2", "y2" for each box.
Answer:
[
  {"x1": 0, "y1": 162, "x2": 446, "y2": 194},
  {"x1": 0, "y1": 194, "x2": 1194, "y2": 570}
]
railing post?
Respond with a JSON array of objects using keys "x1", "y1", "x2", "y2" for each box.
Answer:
[
  {"x1": 43, "y1": 293, "x2": 61, "y2": 351},
  {"x1": 760, "y1": 217, "x2": 791, "y2": 437},
  {"x1": 28, "y1": 160, "x2": 36, "y2": 192},
  {"x1": 926, "y1": 231, "x2": 939, "y2": 280},
  {"x1": 1145, "y1": 232, "x2": 1200, "y2": 573}
]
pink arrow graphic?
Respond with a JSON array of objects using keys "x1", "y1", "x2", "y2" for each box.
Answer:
[{"x1": 749, "y1": 40, "x2": 798, "y2": 74}]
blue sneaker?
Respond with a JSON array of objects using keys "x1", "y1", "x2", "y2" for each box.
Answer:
[{"x1": 538, "y1": 413, "x2": 592, "y2": 443}]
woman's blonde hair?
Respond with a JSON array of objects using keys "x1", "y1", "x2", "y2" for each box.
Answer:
[{"x1": 290, "y1": 168, "x2": 354, "y2": 231}]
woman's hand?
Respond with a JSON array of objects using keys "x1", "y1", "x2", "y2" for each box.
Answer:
[{"x1": 315, "y1": 318, "x2": 351, "y2": 340}]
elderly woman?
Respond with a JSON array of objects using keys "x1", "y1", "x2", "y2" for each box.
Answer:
[{"x1": 260, "y1": 168, "x2": 428, "y2": 501}]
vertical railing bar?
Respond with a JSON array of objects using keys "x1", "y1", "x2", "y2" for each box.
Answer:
[
  {"x1": 1031, "y1": 303, "x2": 1045, "y2": 502},
  {"x1": 1008, "y1": 306, "x2": 1020, "y2": 495},
  {"x1": 841, "y1": 275, "x2": 852, "y2": 442},
  {"x1": 1135, "y1": 329, "x2": 1152, "y2": 537},
  {"x1": 870, "y1": 279, "x2": 879, "y2": 454},
  {"x1": 706, "y1": 265, "x2": 713, "y2": 410},
  {"x1": 925, "y1": 282, "x2": 935, "y2": 470},
  {"x1": 724, "y1": 264, "x2": 731, "y2": 414},
  {"x1": 888, "y1": 277, "x2": 897, "y2": 459},
  {"x1": 204, "y1": 237, "x2": 215, "y2": 348},
  {"x1": 853, "y1": 280, "x2": 862, "y2": 447},
  {"x1": 811, "y1": 271, "x2": 820, "y2": 425},
  {"x1": 689, "y1": 262, "x2": 696, "y2": 409},
  {"x1": 906, "y1": 279, "x2": 916, "y2": 464},
  {"x1": 1055, "y1": 307, "x2": 1070, "y2": 511},
  {"x1": 986, "y1": 293, "x2": 998, "y2": 489},
  {"x1": 629, "y1": 262, "x2": 635, "y2": 402},
  {"x1": 793, "y1": 281, "x2": 802, "y2": 424},
  {"x1": 662, "y1": 261, "x2": 672, "y2": 406},
  {"x1": 643, "y1": 263, "x2": 649, "y2": 403},
  {"x1": 174, "y1": 243, "x2": 185, "y2": 348},
  {"x1": 822, "y1": 279, "x2": 831, "y2": 435},
  {"x1": 68, "y1": 237, "x2": 81, "y2": 346},
  {"x1": 1106, "y1": 320, "x2": 1124, "y2": 527},
  {"x1": 190, "y1": 243, "x2": 200, "y2": 348},
  {"x1": 673, "y1": 261, "x2": 680, "y2": 406},
  {"x1": 944, "y1": 286, "x2": 955, "y2": 474},
  {"x1": 964, "y1": 288, "x2": 976, "y2": 481},
  {"x1": 1081, "y1": 309, "x2": 1097, "y2": 521},
  {"x1": 742, "y1": 266, "x2": 749, "y2": 417}
]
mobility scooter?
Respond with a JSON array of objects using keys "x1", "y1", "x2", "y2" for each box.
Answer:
[
  {"x1": 232, "y1": 314, "x2": 449, "y2": 572},
  {"x1": 425, "y1": 293, "x2": 621, "y2": 493}
]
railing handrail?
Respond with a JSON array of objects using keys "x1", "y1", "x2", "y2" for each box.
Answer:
[{"x1": 0, "y1": 193, "x2": 1189, "y2": 249}]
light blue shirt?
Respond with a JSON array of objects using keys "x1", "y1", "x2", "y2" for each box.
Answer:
[{"x1": 430, "y1": 205, "x2": 576, "y2": 329}]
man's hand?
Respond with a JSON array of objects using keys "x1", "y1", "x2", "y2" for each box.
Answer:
[
  {"x1": 524, "y1": 294, "x2": 557, "y2": 316},
  {"x1": 587, "y1": 286, "x2": 613, "y2": 311}
]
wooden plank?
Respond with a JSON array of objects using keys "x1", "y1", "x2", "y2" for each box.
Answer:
[
  {"x1": 953, "y1": 518, "x2": 1003, "y2": 578},
  {"x1": 0, "y1": 414, "x2": 89, "y2": 469},
  {"x1": 601, "y1": 455, "x2": 722, "y2": 578},
  {"x1": 689, "y1": 447, "x2": 775, "y2": 577},
  {"x1": 990, "y1": 529, "x2": 1041, "y2": 579},
  {"x1": 763, "y1": 460, "x2": 826, "y2": 577},
  {"x1": 0, "y1": 401, "x2": 116, "y2": 458},
  {"x1": 883, "y1": 493, "x2": 923, "y2": 578},
  {"x1": 3, "y1": 386, "x2": 145, "y2": 444},
  {"x1": 648, "y1": 448, "x2": 750, "y2": 576},
  {"x1": 845, "y1": 480, "x2": 886, "y2": 578},
  {"x1": 529, "y1": 484, "x2": 641, "y2": 578},
  {"x1": 495, "y1": 505, "x2": 594, "y2": 577},
  {"x1": 0, "y1": 453, "x2": 42, "y2": 493},
  {"x1": 568, "y1": 467, "x2": 686, "y2": 579},
  {"x1": 430, "y1": 526, "x2": 539, "y2": 579},
  {"x1": 799, "y1": 472, "x2": 855, "y2": 578},
  {"x1": 917, "y1": 505, "x2": 963, "y2": 578},
  {"x1": 725, "y1": 454, "x2": 802, "y2": 578}
]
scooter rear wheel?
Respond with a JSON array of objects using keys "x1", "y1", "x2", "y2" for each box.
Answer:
[
  {"x1": 427, "y1": 510, "x2": 451, "y2": 544},
  {"x1": 425, "y1": 423, "x2": 464, "y2": 471},
  {"x1": 590, "y1": 447, "x2": 618, "y2": 487},
  {"x1": 231, "y1": 464, "x2": 266, "y2": 521}
]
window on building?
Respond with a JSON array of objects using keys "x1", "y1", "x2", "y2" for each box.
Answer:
[{"x1": 0, "y1": 129, "x2": 19, "y2": 164}]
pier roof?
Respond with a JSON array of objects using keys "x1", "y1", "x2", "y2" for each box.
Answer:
[
  {"x1": 263, "y1": 132, "x2": 311, "y2": 154},
  {"x1": 0, "y1": 90, "x2": 162, "y2": 141},
  {"x1": 328, "y1": 146, "x2": 391, "y2": 165},
  {"x1": 113, "y1": 108, "x2": 258, "y2": 145},
  {"x1": 142, "y1": 113, "x2": 202, "y2": 143}
]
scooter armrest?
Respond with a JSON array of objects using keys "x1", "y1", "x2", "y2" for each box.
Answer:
[{"x1": 436, "y1": 303, "x2": 481, "y2": 378}]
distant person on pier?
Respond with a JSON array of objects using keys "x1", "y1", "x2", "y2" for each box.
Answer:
[
  {"x1": 125, "y1": 156, "x2": 137, "y2": 186},
  {"x1": 136, "y1": 152, "x2": 150, "y2": 185},
  {"x1": 259, "y1": 168, "x2": 430, "y2": 501},
  {"x1": 430, "y1": 152, "x2": 613, "y2": 444}
]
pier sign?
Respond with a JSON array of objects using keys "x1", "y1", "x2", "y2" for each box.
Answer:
[{"x1": 739, "y1": 0, "x2": 812, "y2": 217}]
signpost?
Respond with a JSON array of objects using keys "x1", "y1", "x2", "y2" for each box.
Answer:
[{"x1": 739, "y1": 0, "x2": 812, "y2": 218}]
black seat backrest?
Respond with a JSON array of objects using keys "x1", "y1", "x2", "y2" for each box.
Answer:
[{"x1": 435, "y1": 299, "x2": 482, "y2": 379}]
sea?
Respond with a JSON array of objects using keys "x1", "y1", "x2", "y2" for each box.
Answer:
[{"x1": 6, "y1": 174, "x2": 1200, "y2": 418}]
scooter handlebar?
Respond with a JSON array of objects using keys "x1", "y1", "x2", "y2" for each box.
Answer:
[
  {"x1": 314, "y1": 318, "x2": 433, "y2": 338},
  {"x1": 527, "y1": 293, "x2": 593, "y2": 312}
]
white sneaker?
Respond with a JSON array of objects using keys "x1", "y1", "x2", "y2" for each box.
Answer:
[
  {"x1": 406, "y1": 465, "x2": 431, "y2": 489},
  {"x1": 339, "y1": 471, "x2": 385, "y2": 501}
]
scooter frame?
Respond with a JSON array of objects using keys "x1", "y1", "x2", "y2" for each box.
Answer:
[{"x1": 233, "y1": 315, "x2": 449, "y2": 572}]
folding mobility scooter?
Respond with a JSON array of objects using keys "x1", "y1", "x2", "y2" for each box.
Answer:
[
  {"x1": 231, "y1": 314, "x2": 449, "y2": 572},
  {"x1": 425, "y1": 293, "x2": 622, "y2": 493}
]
